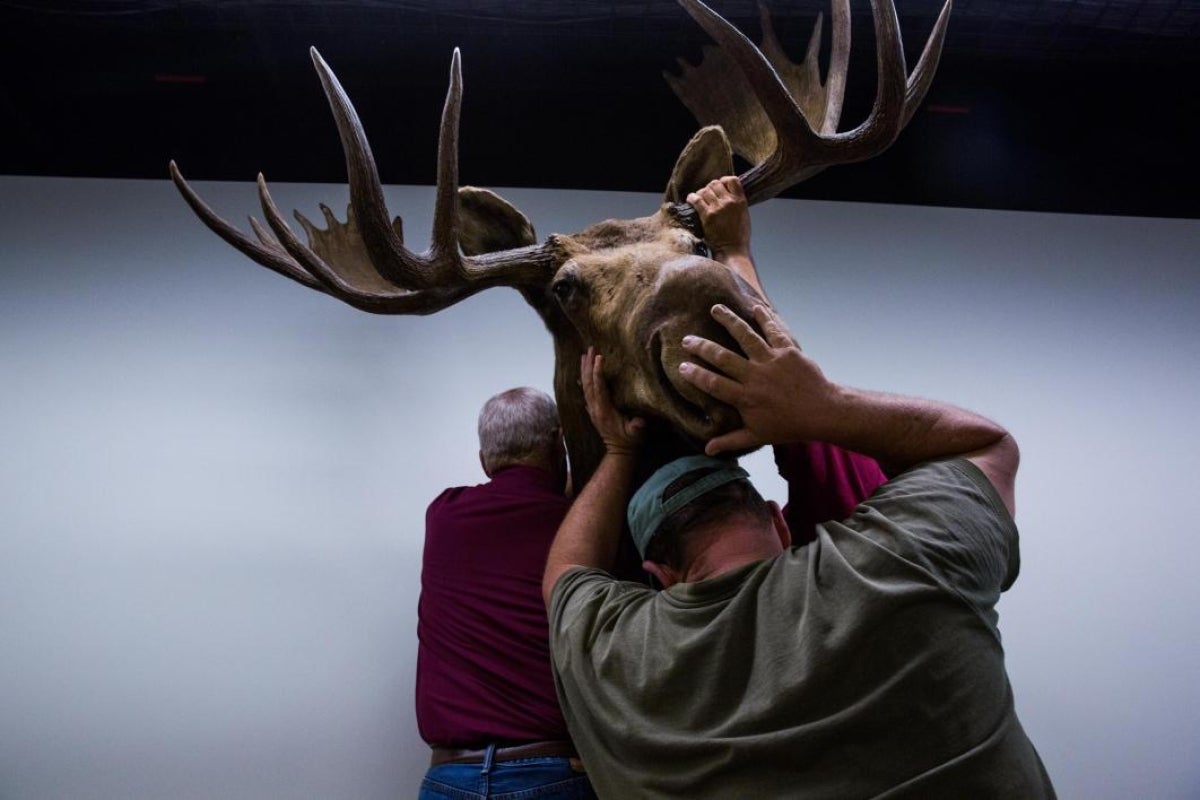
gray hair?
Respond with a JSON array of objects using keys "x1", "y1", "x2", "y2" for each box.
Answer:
[{"x1": 478, "y1": 387, "x2": 560, "y2": 472}]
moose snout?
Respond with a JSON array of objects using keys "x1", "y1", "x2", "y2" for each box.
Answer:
[{"x1": 648, "y1": 313, "x2": 749, "y2": 437}]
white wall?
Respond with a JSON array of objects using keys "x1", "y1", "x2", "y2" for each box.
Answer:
[{"x1": 1, "y1": 175, "x2": 1197, "y2": 799}]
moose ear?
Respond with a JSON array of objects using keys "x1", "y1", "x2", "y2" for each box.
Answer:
[
  {"x1": 457, "y1": 186, "x2": 537, "y2": 255},
  {"x1": 663, "y1": 125, "x2": 735, "y2": 204}
]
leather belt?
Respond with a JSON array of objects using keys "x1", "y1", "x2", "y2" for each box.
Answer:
[{"x1": 430, "y1": 740, "x2": 579, "y2": 767}]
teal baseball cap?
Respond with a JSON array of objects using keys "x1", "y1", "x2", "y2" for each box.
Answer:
[{"x1": 627, "y1": 454, "x2": 750, "y2": 559}]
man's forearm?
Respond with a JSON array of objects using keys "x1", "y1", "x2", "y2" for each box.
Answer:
[
  {"x1": 717, "y1": 249, "x2": 767, "y2": 301},
  {"x1": 814, "y1": 384, "x2": 1008, "y2": 476},
  {"x1": 542, "y1": 451, "x2": 635, "y2": 607}
]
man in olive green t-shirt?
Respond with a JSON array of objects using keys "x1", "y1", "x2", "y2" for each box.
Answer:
[{"x1": 542, "y1": 304, "x2": 1055, "y2": 799}]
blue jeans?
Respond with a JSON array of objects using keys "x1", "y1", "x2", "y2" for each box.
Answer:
[{"x1": 418, "y1": 745, "x2": 596, "y2": 799}]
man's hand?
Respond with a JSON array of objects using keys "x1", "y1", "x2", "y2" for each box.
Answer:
[
  {"x1": 687, "y1": 176, "x2": 751, "y2": 260},
  {"x1": 582, "y1": 348, "x2": 646, "y2": 456},
  {"x1": 679, "y1": 304, "x2": 837, "y2": 455},
  {"x1": 543, "y1": 349, "x2": 646, "y2": 607},
  {"x1": 678, "y1": 305, "x2": 1016, "y2": 512},
  {"x1": 687, "y1": 176, "x2": 766, "y2": 300}
]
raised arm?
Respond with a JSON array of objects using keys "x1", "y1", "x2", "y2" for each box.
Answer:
[
  {"x1": 688, "y1": 176, "x2": 766, "y2": 300},
  {"x1": 679, "y1": 304, "x2": 1018, "y2": 515},
  {"x1": 690, "y1": 176, "x2": 886, "y2": 537},
  {"x1": 542, "y1": 349, "x2": 646, "y2": 608}
]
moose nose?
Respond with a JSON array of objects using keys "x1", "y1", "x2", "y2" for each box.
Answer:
[
  {"x1": 643, "y1": 259, "x2": 761, "y2": 436},
  {"x1": 654, "y1": 315, "x2": 747, "y2": 430}
]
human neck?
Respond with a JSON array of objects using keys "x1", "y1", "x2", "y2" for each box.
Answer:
[
  {"x1": 679, "y1": 527, "x2": 780, "y2": 584},
  {"x1": 489, "y1": 458, "x2": 566, "y2": 495}
]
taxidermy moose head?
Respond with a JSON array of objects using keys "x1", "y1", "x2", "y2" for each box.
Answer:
[{"x1": 171, "y1": 0, "x2": 952, "y2": 487}]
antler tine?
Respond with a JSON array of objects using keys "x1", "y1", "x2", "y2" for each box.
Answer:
[
  {"x1": 430, "y1": 49, "x2": 466, "y2": 268},
  {"x1": 753, "y1": 0, "x2": 849, "y2": 137},
  {"x1": 821, "y1": 0, "x2": 851, "y2": 135},
  {"x1": 309, "y1": 48, "x2": 437, "y2": 289},
  {"x1": 902, "y1": 0, "x2": 953, "y2": 128},
  {"x1": 424, "y1": 49, "x2": 559, "y2": 285},
  {"x1": 169, "y1": 160, "x2": 329, "y2": 293}
]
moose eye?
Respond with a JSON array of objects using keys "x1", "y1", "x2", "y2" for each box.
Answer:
[
  {"x1": 552, "y1": 277, "x2": 577, "y2": 301},
  {"x1": 693, "y1": 239, "x2": 713, "y2": 259}
]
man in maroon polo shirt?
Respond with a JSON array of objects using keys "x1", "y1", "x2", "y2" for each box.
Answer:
[{"x1": 416, "y1": 387, "x2": 595, "y2": 799}]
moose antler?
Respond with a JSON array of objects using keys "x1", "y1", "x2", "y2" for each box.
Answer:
[
  {"x1": 171, "y1": 48, "x2": 558, "y2": 316},
  {"x1": 669, "y1": 0, "x2": 952, "y2": 205}
]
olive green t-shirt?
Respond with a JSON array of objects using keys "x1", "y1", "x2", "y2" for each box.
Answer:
[{"x1": 549, "y1": 459, "x2": 1055, "y2": 799}]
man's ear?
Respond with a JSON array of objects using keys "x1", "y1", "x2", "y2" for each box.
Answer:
[
  {"x1": 479, "y1": 451, "x2": 493, "y2": 478},
  {"x1": 643, "y1": 560, "x2": 681, "y2": 590},
  {"x1": 768, "y1": 501, "x2": 792, "y2": 549}
]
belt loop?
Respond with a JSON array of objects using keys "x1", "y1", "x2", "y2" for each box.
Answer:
[
  {"x1": 482, "y1": 743, "x2": 497, "y2": 774},
  {"x1": 480, "y1": 743, "x2": 496, "y2": 796}
]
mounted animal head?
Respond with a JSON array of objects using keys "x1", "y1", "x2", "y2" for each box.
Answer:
[{"x1": 171, "y1": 0, "x2": 952, "y2": 487}]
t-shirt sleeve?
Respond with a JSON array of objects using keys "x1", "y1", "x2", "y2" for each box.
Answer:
[
  {"x1": 548, "y1": 567, "x2": 651, "y2": 673},
  {"x1": 843, "y1": 459, "x2": 1021, "y2": 613}
]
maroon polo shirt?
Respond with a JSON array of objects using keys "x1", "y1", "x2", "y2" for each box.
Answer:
[
  {"x1": 775, "y1": 442, "x2": 887, "y2": 545},
  {"x1": 416, "y1": 464, "x2": 572, "y2": 748}
]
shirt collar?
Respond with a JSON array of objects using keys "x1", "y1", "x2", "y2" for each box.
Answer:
[{"x1": 489, "y1": 463, "x2": 565, "y2": 495}]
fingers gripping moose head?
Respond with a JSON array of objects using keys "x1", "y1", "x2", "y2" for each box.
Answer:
[{"x1": 171, "y1": 0, "x2": 952, "y2": 489}]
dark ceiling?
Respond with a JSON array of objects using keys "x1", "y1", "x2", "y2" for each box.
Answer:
[{"x1": 3, "y1": 0, "x2": 1198, "y2": 219}]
